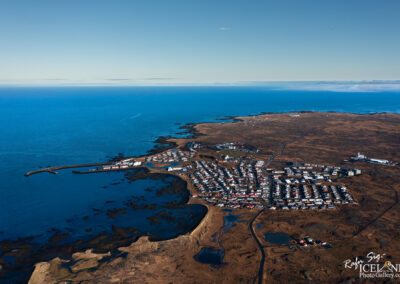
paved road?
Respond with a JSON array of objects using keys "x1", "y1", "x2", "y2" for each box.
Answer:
[
  {"x1": 252, "y1": 132, "x2": 307, "y2": 283},
  {"x1": 249, "y1": 208, "x2": 266, "y2": 284}
]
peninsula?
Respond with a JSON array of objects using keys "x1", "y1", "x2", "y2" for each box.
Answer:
[{"x1": 23, "y1": 112, "x2": 400, "y2": 283}]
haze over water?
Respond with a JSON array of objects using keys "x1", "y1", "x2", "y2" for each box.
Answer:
[{"x1": 0, "y1": 86, "x2": 399, "y2": 243}]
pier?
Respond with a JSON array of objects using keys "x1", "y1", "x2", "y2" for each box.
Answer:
[{"x1": 24, "y1": 162, "x2": 112, "y2": 177}]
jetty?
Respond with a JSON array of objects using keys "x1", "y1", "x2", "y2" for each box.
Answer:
[{"x1": 24, "y1": 162, "x2": 112, "y2": 177}]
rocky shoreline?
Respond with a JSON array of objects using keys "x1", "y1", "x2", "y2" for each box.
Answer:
[{"x1": 1, "y1": 167, "x2": 207, "y2": 283}]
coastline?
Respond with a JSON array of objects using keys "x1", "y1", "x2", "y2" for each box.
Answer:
[
  {"x1": 25, "y1": 110, "x2": 400, "y2": 177},
  {"x1": 18, "y1": 110, "x2": 400, "y2": 283},
  {"x1": 24, "y1": 111, "x2": 260, "y2": 283},
  {"x1": 3, "y1": 168, "x2": 208, "y2": 282}
]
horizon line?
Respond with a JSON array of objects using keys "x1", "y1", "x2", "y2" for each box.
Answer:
[
  {"x1": 1, "y1": 80, "x2": 400, "y2": 92},
  {"x1": 0, "y1": 79, "x2": 400, "y2": 86}
]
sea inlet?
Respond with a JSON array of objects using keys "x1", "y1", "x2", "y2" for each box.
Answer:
[{"x1": 0, "y1": 168, "x2": 206, "y2": 282}]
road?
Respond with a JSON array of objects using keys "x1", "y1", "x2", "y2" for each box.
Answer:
[
  {"x1": 249, "y1": 208, "x2": 266, "y2": 284},
  {"x1": 352, "y1": 190, "x2": 399, "y2": 238},
  {"x1": 251, "y1": 132, "x2": 307, "y2": 283}
]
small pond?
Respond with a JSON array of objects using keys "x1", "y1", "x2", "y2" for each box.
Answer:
[
  {"x1": 221, "y1": 209, "x2": 246, "y2": 232},
  {"x1": 194, "y1": 247, "x2": 224, "y2": 266},
  {"x1": 264, "y1": 232, "x2": 291, "y2": 245}
]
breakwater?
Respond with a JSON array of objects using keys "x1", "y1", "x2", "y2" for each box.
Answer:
[{"x1": 24, "y1": 162, "x2": 112, "y2": 177}]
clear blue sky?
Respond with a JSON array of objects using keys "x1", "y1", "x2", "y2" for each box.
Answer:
[{"x1": 0, "y1": 0, "x2": 399, "y2": 85}]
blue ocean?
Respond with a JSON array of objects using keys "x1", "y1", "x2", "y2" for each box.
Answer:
[
  {"x1": 1, "y1": 86, "x2": 400, "y2": 240},
  {"x1": 0, "y1": 86, "x2": 399, "y2": 280}
]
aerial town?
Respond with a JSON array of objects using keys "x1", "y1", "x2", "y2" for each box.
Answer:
[
  {"x1": 21, "y1": 112, "x2": 400, "y2": 284},
  {"x1": 145, "y1": 148, "x2": 195, "y2": 164},
  {"x1": 89, "y1": 142, "x2": 361, "y2": 211},
  {"x1": 20, "y1": 112, "x2": 400, "y2": 284},
  {"x1": 189, "y1": 160, "x2": 358, "y2": 210}
]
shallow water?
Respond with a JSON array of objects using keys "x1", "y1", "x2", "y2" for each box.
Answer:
[
  {"x1": 194, "y1": 247, "x2": 224, "y2": 266},
  {"x1": 265, "y1": 232, "x2": 291, "y2": 245},
  {"x1": 222, "y1": 209, "x2": 246, "y2": 232},
  {"x1": 0, "y1": 170, "x2": 207, "y2": 283}
]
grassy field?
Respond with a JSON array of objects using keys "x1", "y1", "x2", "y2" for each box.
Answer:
[{"x1": 218, "y1": 149, "x2": 247, "y2": 158}]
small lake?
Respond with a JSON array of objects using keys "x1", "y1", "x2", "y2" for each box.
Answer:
[
  {"x1": 194, "y1": 247, "x2": 224, "y2": 266},
  {"x1": 221, "y1": 209, "x2": 246, "y2": 232},
  {"x1": 264, "y1": 232, "x2": 291, "y2": 245}
]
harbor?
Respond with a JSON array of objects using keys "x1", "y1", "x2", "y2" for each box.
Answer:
[{"x1": 25, "y1": 141, "x2": 363, "y2": 212}]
